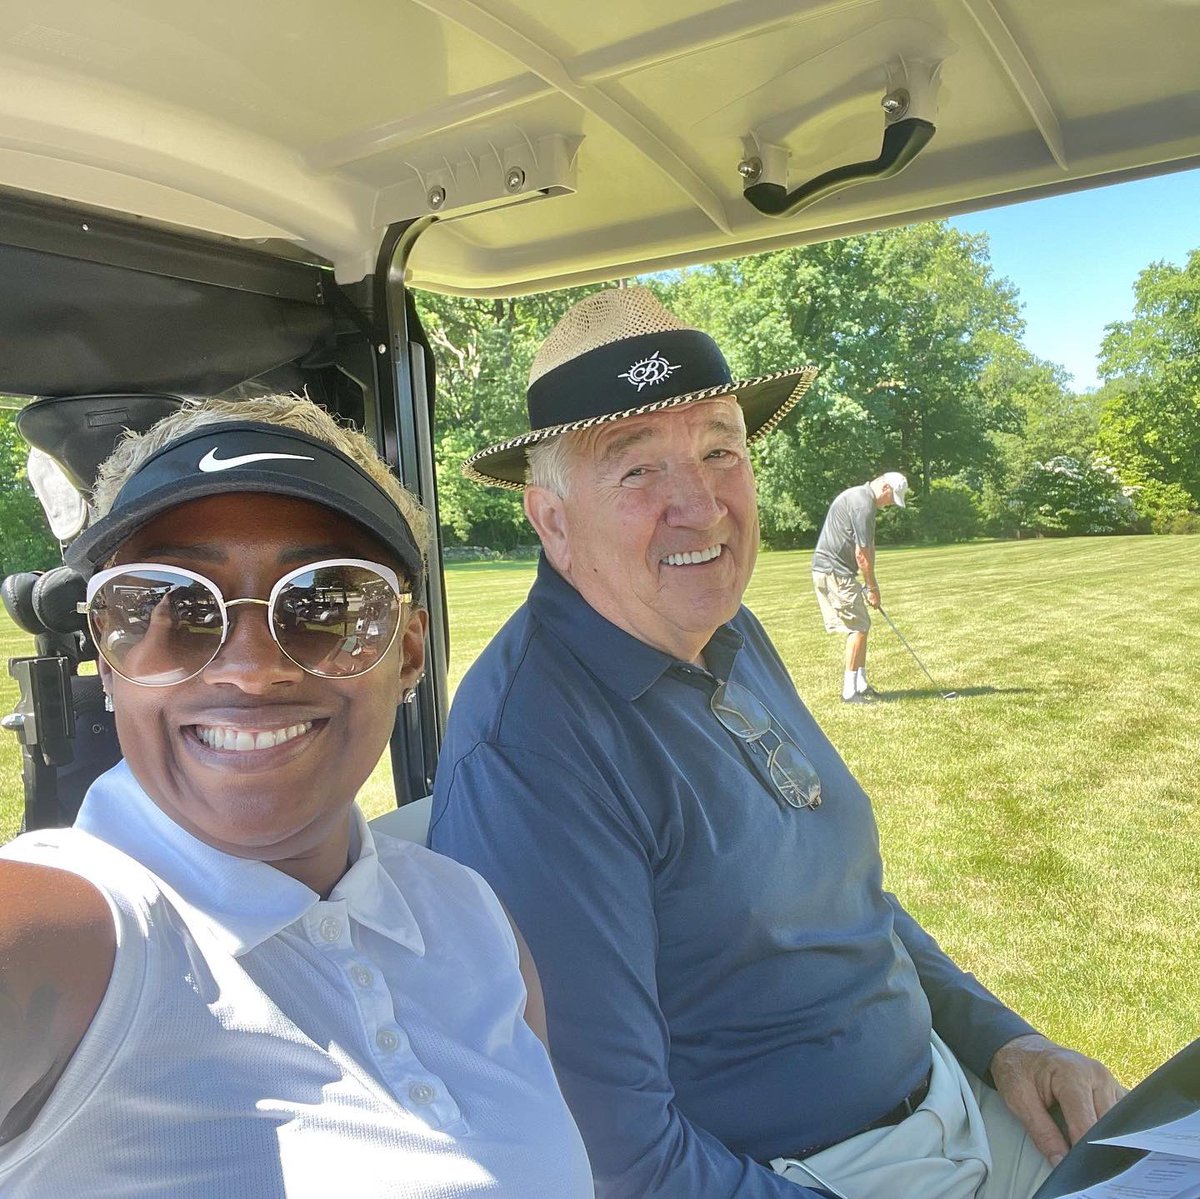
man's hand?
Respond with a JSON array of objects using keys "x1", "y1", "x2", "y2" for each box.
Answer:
[
  {"x1": 864, "y1": 584, "x2": 881, "y2": 609},
  {"x1": 989, "y1": 1033, "x2": 1126, "y2": 1166}
]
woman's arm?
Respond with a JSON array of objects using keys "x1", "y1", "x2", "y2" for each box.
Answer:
[
  {"x1": 502, "y1": 908, "x2": 549, "y2": 1048},
  {"x1": 0, "y1": 861, "x2": 115, "y2": 1144}
]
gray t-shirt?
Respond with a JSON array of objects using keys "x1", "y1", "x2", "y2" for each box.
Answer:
[{"x1": 812, "y1": 483, "x2": 877, "y2": 577}]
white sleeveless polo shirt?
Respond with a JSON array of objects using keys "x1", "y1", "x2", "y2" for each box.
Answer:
[{"x1": 0, "y1": 761, "x2": 593, "y2": 1198}]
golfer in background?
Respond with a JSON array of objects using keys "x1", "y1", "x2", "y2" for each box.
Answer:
[{"x1": 812, "y1": 472, "x2": 908, "y2": 703}]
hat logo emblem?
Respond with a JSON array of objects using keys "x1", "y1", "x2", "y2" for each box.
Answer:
[{"x1": 618, "y1": 351, "x2": 681, "y2": 392}]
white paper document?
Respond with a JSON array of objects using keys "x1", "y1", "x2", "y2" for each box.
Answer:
[
  {"x1": 1097, "y1": 1111, "x2": 1200, "y2": 1160},
  {"x1": 1053, "y1": 1154, "x2": 1200, "y2": 1199},
  {"x1": 1053, "y1": 1108, "x2": 1200, "y2": 1199}
]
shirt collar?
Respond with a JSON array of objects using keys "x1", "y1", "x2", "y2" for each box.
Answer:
[
  {"x1": 333, "y1": 816, "x2": 424, "y2": 956},
  {"x1": 528, "y1": 554, "x2": 745, "y2": 699},
  {"x1": 75, "y1": 760, "x2": 424, "y2": 958}
]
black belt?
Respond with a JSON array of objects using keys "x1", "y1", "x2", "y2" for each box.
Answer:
[{"x1": 767, "y1": 1068, "x2": 932, "y2": 1165}]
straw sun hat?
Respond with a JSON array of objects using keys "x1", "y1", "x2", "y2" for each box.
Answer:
[{"x1": 463, "y1": 286, "x2": 820, "y2": 490}]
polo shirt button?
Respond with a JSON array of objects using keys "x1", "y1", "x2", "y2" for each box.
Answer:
[
  {"x1": 409, "y1": 1082, "x2": 437, "y2": 1105},
  {"x1": 351, "y1": 965, "x2": 373, "y2": 988},
  {"x1": 318, "y1": 917, "x2": 342, "y2": 943},
  {"x1": 376, "y1": 1028, "x2": 399, "y2": 1053}
]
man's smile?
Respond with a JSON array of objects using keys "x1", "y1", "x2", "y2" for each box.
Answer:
[{"x1": 661, "y1": 543, "x2": 723, "y2": 567}]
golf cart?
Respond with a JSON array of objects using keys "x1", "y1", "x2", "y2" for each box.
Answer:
[
  {"x1": 4, "y1": 0, "x2": 1197, "y2": 823},
  {"x1": 0, "y1": 3, "x2": 1197, "y2": 1187}
]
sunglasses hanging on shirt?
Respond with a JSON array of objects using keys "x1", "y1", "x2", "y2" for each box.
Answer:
[{"x1": 710, "y1": 679, "x2": 823, "y2": 810}]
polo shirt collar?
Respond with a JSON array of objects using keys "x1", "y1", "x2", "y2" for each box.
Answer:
[
  {"x1": 336, "y1": 817, "x2": 425, "y2": 956},
  {"x1": 75, "y1": 759, "x2": 424, "y2": 958},
  {"x1": 528, "y1": 554, "x2": 744, "y2": 698}
]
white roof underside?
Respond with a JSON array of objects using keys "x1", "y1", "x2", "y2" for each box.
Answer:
[{"x1": 1, "y1": 0, "x2": 1197, "y2": 295}]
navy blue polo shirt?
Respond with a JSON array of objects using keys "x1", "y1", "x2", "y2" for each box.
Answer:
[{"x1": 430, "y1": 557, "x2": 1034, "y2": 1199}]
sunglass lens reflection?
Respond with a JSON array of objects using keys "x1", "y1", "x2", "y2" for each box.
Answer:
[
  {"x1": 273, "y1": 565, "x2": 400, "y2": 678},
  {"x1": 711, "y1": 681, "x2": 822, "y2": 810},
  {"x1": 91, "y1": 568, "x2": 223, "y2": 685}
]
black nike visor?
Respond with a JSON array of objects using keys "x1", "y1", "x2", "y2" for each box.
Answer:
[{"x1": 66, "y1": 422, "x2": 425, "y2": 589}]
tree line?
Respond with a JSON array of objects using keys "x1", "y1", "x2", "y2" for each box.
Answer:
[
  {"x1": 421, "y1": 224, "x2": 1200, "y2": 550},
  {"x1": 1, "y1": 222, "x2": 1196, "y2": 576},
  {"x1": 0, "y1": 414, "x2": 60, "y2": 577}
]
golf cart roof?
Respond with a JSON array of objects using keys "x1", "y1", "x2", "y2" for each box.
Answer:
[{"x1": 2, "y1": 0, "x2": 1197, "y2": 298}]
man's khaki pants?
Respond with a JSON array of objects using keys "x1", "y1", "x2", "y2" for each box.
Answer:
[{"x1": 770, "y1": 1035, "x2": 1053, "y2": 1199}]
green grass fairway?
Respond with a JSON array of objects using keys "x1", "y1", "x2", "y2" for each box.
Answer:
[{"x1": 3, "y1": 535, "x2": 1197, "y2": 1084}]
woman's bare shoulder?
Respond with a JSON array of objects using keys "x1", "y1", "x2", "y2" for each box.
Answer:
[{"x1": 0, "y1": 859, "x2": 116, "y2": 1144}]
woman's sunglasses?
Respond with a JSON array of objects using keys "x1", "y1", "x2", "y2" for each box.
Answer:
[{"x1": 80, "y1": 558, "x2": 411, "y2": 686}]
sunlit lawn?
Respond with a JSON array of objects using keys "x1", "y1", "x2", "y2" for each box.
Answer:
[{"x1": 3, "y1": 535, "x2": 1197, "y2": 1084}]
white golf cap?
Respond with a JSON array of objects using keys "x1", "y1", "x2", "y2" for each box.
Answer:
[{"x1": 881, "y1": 471, "x2": 909, "y2": 506}]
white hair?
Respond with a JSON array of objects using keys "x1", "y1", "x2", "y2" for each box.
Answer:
[{"x1": 526, "y1": 430, "x2": 582, "y2": 497}]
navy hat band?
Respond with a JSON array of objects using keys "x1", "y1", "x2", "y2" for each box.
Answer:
[{"x1": 527, "y1": 329, "x2": 733, "y2": 431}]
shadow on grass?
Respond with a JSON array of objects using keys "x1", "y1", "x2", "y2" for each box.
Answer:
[{"x1": 872, "y1": 686, "x2": 1037, "y2": 701}]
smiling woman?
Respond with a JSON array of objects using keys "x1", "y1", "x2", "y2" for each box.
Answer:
[
  {"x1": 93, "y1": 493, "x2": 416, "y2": 876},
  {"x1": 0, "y1": 396, "x2": 592, "y2": 1198}
]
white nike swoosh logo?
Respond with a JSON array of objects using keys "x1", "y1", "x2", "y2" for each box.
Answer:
[{"x1": 198, "y1": 449, "x2": 316, "y2": 472}]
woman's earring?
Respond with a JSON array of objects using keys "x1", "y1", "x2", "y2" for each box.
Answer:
[
  {"x1": 401, "y1": 688, "x2": 417, "y2": 705},
  {"x1": 103, "y1": 691, "x2": 114, "y2": 713}
]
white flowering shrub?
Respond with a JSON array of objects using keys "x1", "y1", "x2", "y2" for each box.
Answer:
[{"x1": 1010, "y1": 455, "x2": 1137, "y2": 536}]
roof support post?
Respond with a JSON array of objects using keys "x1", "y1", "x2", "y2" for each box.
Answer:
[{"x1": 371, "y1": 218, "x2": 449, "y2": 804}]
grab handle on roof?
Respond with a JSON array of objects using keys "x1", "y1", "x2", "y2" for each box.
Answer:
[
  {"x1": 741, "y1": 116, "x2": 936, "y2": 218},
  {"x1": 740, "y1": 57, "x2": 941, "y2": 219}
]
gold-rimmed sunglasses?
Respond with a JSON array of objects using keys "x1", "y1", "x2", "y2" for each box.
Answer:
[{"x1": 81, "y1": 558, "x2": 411, "y2": 686}]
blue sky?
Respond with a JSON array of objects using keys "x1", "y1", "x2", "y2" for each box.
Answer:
[{"x1": 949, "y1": 167, "x2": 1200, "y2": 392}]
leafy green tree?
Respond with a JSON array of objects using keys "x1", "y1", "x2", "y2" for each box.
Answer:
[
  {"x1": 415, "y1": 286, "x2": 596, "y2": 548},
  {"x1": 983, "y1": 341, "x2": 1099, "y2": 476},
  {"x1": 1125, "y1": 478, "x2": 1197, "y2": 533},
  {"x1": 977, "y1": 479, "x2": 1022, "y2": 539},
  {"x1": 415, "y1": 226, "x2": 1142, "y2": 550},
  {"x1": 912, "y1": 479, "x2": 981, "y2": 543},
  {"x1": 0, "y1": 410, "x2": 61, "y2": 575},
  {"x1": 980, "y1": 342, "x2": 1109, "y2": 534},
  {"x1": 1096, "y1": 250, "x2": 1200, "y2": 509},
  {"x1": 663, "y1": 223, "x2": 1025, "y2": 544}
]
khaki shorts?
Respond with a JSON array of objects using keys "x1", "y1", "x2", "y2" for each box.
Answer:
[{"x1": 813, "y1": 571, "x2": 871, "y2": 635}]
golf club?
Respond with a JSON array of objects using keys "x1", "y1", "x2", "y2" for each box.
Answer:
[{"x1": 877, "y1": 607, "x2": 958, "y2": 700}]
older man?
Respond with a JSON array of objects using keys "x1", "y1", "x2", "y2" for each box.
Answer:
[
  {"x1": 430, "y1": 287, "x2": 1121, "y2": 1199},
  {"x1": 812, "y1": 472, "x2": 908, "y2": 703}
]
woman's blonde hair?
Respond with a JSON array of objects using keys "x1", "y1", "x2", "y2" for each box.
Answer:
[{"x1": 92, "y1": 394, "x2": 431, "y2": 557}]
